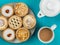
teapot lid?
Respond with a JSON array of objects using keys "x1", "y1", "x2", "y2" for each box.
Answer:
[{"x1": 40, "y1": 0, "x2": 60, "y2": 17}]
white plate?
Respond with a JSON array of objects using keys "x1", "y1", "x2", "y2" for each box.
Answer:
[{"x1": 0, "y1": 3, "x2": 36, "y2": 43}]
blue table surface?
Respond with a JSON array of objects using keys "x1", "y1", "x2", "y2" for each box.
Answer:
[{"x1": 0, "y1": 0, "x2": 60, "y2": 45}]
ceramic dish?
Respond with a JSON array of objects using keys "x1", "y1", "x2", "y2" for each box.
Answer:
[{"x1": 0, "y1": 3, "x2": 36, "y2": 43}]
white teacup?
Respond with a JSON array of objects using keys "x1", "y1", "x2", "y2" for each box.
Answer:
[
  {"x1": 38, "y1": 24, "x2": 57, "y2": 43},
  {"x1": 37, "y1": 0, "x2": 60, "y2": 18}
]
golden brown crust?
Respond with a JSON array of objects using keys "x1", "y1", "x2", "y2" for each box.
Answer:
[
  {"x1": 0, "y1": 16, "x2": 8, "y2": 30},
  {"x1": 16, "y1": 28, "x2": 30, "y2": 42},
  {"x1": 23, "y1": 14, "x2": 36, "y2": 29},
  {"x1": 14, "y1": 3, "x2": 28, "y2": 17},
  {"x1": 8, "y1": 15, "x2": 22, "y2": 30}
]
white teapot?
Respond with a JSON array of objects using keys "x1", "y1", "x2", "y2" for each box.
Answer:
[{"x1": 37, "y1": 0, "x2": 60, "y2": 18}]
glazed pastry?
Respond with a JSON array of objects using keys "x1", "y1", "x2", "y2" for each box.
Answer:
[
  {"x1": 14, "y1": 3, "x2": 28, "y2": 17},
  {"x1": 16, "y1": 28, "x2": 30, "y2": 42},
  {"x1": 9, "y1": 15, "x2": 22, "y2": 30},
  {"x1": 3, "y1": 28, "x2": 15, "y2": 41},
  {"x1": 0, "y1": 16, "x2": 8, "y2": 30},
  {"x1": 23, "y1": 14, "x2": 36, "y2": 29},
  {"x1": 1, "y1": 5, "x2": 14, "y2": 17}
]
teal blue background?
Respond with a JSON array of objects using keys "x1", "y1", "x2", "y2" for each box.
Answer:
[{"x1": 0, "y1": 0, "x2": 60, "y2": 45}]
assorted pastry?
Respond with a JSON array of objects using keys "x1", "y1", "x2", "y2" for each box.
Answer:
[
  {"x1": 23, "y1": 14, "x2": 36, "y2": 29},
  {"x1": 3, "y1": 28, "x2": 15, "y2": 41},
  {"x1": 16, "y1": 28, "x2": 30, "y2": 42},
  {"x1": 0, "y1": 2, "x2": 36, "y2": 42},
  {"x1": 0, "y1": 16, "x2": 8, "y2": 30},
  {"x1": 8, "y1": 15, "x2": 22, "y2": 30},
  {"x1": 14, "y1": 3, "x2": 28, "y2": 17},
  {"x1": 1, "y1": 5, "x2": 14, "y2": 17}
]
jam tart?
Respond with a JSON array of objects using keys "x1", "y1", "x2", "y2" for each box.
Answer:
[
  {"x1": 1, "y1": 5, "x2": 14, "y2": 17},
  {"x1": 9, "y1": 15, "x2": 22, "y2": 30}
]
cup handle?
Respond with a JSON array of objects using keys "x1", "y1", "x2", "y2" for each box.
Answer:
[
  {"x1": 37, "y1": 11, "x2": 45, "y2": 18},
  {"x1": 50, "y1": 24, "x2": 57, "y2": 31}
]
